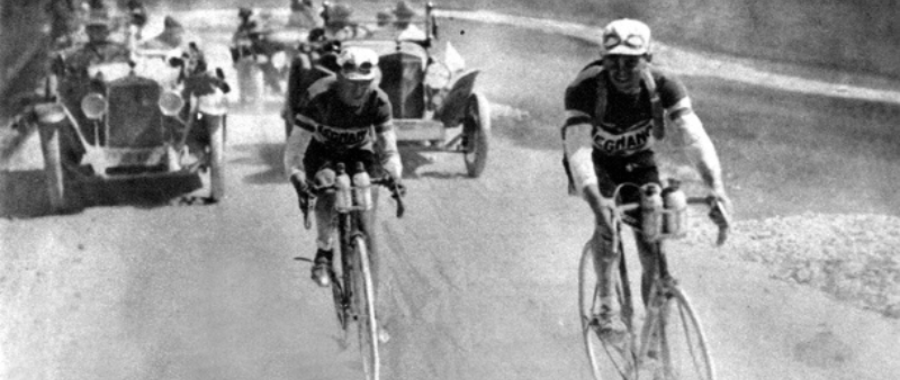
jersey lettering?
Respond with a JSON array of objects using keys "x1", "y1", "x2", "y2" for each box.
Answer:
[
  {"x1": 593, "y1": 120, "x2": 654, "y2": 155},
  {"x1": 315, "y1": 123, "x2": 370, "y2": 147}
]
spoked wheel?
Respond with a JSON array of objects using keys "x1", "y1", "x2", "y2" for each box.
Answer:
[
  {"x1": 352, "y1": 235, "x2": 380, "y2": 380},
  {"x1": 579, "y1": 241, "x2": 636, "y2": 380},
  {"x1": 461, "y1": 92, "x2": 491, "y2": 178},
  {"x1": 652, "y1": 284, "x2": 715, "y2": 380}
]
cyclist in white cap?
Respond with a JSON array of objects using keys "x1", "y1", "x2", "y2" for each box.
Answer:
[
  {"x1": 284, "y1": 47, "x2": 403, "y2": 287},
  {"x1": 562, "y1": 19, "x2": 733, "y2": 340}
]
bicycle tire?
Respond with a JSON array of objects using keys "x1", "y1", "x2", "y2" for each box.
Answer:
[
  {"x1": 652, "y1": 284, "x2": 715, "y2": 380},
  {"x1": 579, "y1": 240, "x2": 635, "y2": 380},
  {"x1": 353, "y1": 235, "x2": 381, "y2": 380}
]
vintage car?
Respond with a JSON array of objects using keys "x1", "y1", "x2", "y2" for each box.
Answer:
[
  {"x1": 29, "y1": 44, "x2": 229, "y2": 211},
  {"x1": 284, "y1": 2, "x2": 491, "y2": 178}
]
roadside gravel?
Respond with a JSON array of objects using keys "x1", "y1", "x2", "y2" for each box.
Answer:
[{"x1": 727, "y1": 214, "x2": 900, "y2": 318}]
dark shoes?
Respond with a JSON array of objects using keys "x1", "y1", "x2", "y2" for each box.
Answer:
[{"x1": 311, "y1": 249, "x2": 333, "y2": 287}]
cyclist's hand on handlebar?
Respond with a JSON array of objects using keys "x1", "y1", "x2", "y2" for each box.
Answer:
[
  {"x1": 708, "y1": 190, "x2": 733, "y2": 246},
  {"x1": 392, "y1": 179, "x2": 407, "y2": 198},
  {"x1": 290, "y1": 172, "x2": 312, "y2": 207}
]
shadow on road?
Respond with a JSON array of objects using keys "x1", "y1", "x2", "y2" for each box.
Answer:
[
  {"x1": 0, "y1": 169, "x2": 204, "y2": 219},
  {"x1": 231, "y1": 143, "x2": 287, "y2": 185},
  {"x1": 399, "y1": 145, "x2": 471, "y2": 180}
]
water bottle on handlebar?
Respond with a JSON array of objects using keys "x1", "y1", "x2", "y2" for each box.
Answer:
[
  {"x1": 299, "y1": 161, "x2": 406, "y2": 230},
  {"x1": 635, "y1": 179, "x2": 730, "y2": 245},
  {"x1": 335, "y1": 163, "x2": 353, "y2": 212}
]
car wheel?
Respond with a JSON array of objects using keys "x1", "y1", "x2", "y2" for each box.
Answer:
[
  {"x1": 462, "y1": 92, "x2": 491, "y2": 178},
  {"x1": 208, "y1": 115, "x2": 226, "y2": 202}
]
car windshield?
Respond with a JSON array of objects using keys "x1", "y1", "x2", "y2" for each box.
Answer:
[
  {"x1": 343, "y1": 39, "x2": 427, "y2": 59},
  {"x1": 87, "y1": 62, "x2": 132, "y2": 82}
]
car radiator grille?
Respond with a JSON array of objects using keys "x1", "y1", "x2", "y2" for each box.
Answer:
[
  {"x1": 107, "y1": 80, "x2": 165, "y2": 148},
  {"x1": 379, "y1": 52, "x2": 425, "y2": 119}
]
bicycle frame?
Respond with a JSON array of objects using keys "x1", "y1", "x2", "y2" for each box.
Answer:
[
  {"x1": 296, "y1": 164, "x2": 404, "y2": 380},
  {"x1": 581, "y1": 181, "x2": 722, "y2": 380}
]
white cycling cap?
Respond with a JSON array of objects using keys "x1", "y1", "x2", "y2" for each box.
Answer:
[
  {"x1": 601, "y1": 18, "x2": 651, "y2": 56},
  {"x1": 338, "y1": 47, "x2": 380, "y2": 81}
]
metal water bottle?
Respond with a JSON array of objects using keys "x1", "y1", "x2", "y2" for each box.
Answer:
[
  {"x1": 641, "y1": 183, "x2": 664, "y2": 241},
  {"x1": 334, "y1": 163, "x2": 352, "y2": 212},
  {"x1": 352, "y1": 162, "x2": 372, "y2": 210},
  {"x1": 662, "y1": 179, "x2": 688, "y2": 235}
]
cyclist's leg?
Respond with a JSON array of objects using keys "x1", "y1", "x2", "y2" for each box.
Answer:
[
  {"x1": 304, "y1": 145, "x2": 339, "y2": 284},
  {"x1": 634, "y1": 232, "x2": 661, "y2": 304},
  {"x1": 591, "y1": 155, "x2": 628, "y2": 337},
  {"x1": 614, "y1": 151, "x2": 662, "y2": 306},
  {"x1": 591, "y1": 156, "x2": 619, "y2": 312}
]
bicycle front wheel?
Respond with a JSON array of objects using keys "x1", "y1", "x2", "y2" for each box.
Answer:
[
  {"x1": 656, "y1": 285, "x2": 715, "y2": 380},
  {"x1": 352, "y1": 235, "x2": 380, "y2": 380},
  {"x1": 579, "y1": 240, "x2": 634, "y2": 380}
]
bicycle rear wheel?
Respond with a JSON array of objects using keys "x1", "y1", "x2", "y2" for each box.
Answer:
[
  {"x1": 655, "y1": 284, "x2": 715, "y2": 380},
  {"x1": 579, "y1": 240, "x2": 635, "y2": 380},
  {"x1": 352, "y1": 235, "x2": 380, "y2": 380}
]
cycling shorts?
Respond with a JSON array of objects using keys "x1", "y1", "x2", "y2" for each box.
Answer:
[
  {"x1": 593, "y1": 149, "x2": 661, "y2": 205},
  {"x1": 303, "y1": 140, "x2": 382, "y2": 178}
]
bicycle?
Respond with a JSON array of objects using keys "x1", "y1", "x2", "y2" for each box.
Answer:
[
  {"x1": 294, "y1": 162, "x2": 405, "y2": 380},
  {"x1": 579, "y1": 180, "x2": 730, "y2": 380}
]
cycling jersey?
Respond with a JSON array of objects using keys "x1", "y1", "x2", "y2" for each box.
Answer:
[
  {"x1": 292, "y1": 76, "x2": 393, "y2": 151},
  {"x1": 565, "y1": 65, "x2": 688, "y2": 157}
]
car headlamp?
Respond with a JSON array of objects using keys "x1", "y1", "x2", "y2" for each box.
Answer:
[
  {"x1": 424, "y1": 61, "x2": 451, "y2": 89},
  {"x1": 158, "y1": 90, "x2": 185, "y2": 117},
  {"x1": 33, "y1": 103, "x2": 67, "y2": 124},
  {"x1": 80, "y1": 93, "x2": 107, "y2": 120}
]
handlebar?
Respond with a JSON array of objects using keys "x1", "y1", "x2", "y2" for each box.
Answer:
[
  {"x1": 300, "y1": 176, "x2": 405, "y2": 230},
  {"x1": 610, "y1": 183, "x2": 731, "y2": 246}
]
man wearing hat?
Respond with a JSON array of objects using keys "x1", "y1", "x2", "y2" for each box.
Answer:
[
  {"x1": 54, "y1": 8, "x2": 130, "y2": 75},
  {"x1": 141, "y1": 16, "x2": 186, "y2": 50},
  {"x1": 288, "y1": 0, "x2": 320, "y2": 28},
  {"x1": 392, "y1": 1, "x2": 425, "y2": 41},
  {"x1": 284, "y1": 46, "x2": 403, "y2": 289},
  {"x1": 363, "y1": 8, "x2": 395, "y2": 39},
  {"x1": 320, "y1": 2, "x2": 369, "y2": 40}
]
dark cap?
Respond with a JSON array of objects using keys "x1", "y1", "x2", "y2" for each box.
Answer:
[
  {"x1": 164, "y1": 16, "x2": 184, "y2": 30},
  {"x1": 393, "y1": 1, "x2": 416, "y2": 19}
]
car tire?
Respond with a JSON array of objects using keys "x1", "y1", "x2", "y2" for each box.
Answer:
[{"x1": 462, "y1": 92, "x2": 491, "y2": 178}]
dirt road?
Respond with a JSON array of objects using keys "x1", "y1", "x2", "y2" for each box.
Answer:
[{"x1": 2, "y1": 10, "x2": 899, "y2": 380}]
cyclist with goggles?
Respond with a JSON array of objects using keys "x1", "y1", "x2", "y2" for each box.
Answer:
[
  {"x1": 562, "y1": 19, "x2": 733, "y2": 339},
  {"x1": 284, "y1": 47, "x2": 402, "y2": 287}
]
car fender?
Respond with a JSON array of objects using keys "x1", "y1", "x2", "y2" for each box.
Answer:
[{"x1": 436, "y1": 69, "x2": 480, "y2": 127}]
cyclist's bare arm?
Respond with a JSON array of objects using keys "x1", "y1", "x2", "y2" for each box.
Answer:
[
  {"x1": 284, "y1": 116, "x2": 314, "y2": 180},
  {"x1": 562, "y1": 111, "x2": 609, "y2": 219},
  {"x1": 375, "y1": 123, "x2": 402, "y2": 181},
  {"x1": 667, "y1": 99, "x2": 727, "y2": 199}
]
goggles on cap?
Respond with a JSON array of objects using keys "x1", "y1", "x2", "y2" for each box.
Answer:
[
  {"x1": 342, "y1": 61, "x2": 374, "y2": 75},
  {"x1": 603, "y1": 33, "x2": 646, "y2": 52}
]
